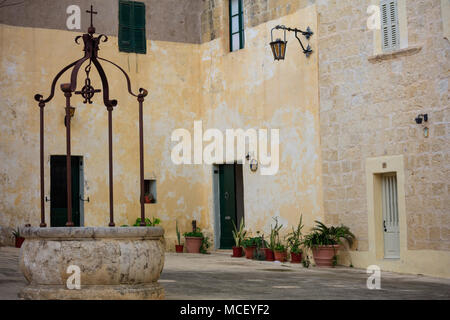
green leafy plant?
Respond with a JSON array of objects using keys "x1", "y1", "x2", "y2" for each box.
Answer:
[
  {"x1": 11, "y1": 227, "x2": 21, "y2": 239},
  {"x1": 254, "y1": 231, "x2": 268, "y2": 248},
  {"x1": 184, "y1": 227, "x2": 204, "y2": 238},
  {"x1": 176, "y1": 220, "x2": 182, "y2": 245},
  {"x1": 274, "y1": 243, "x2": 286, "y2": 252},
  {"x1": 286, "y1": 215, "x2": 304, "y2": 254},
  {"x1": 332, "y1": 255, "x2": 338, "y2": 267},
  {"x1": 241, "y1": 238, "x2": 255, "y2": 248},
  {"x1": 133, "y1": 217, "x2": 161, "y2": 227},
  {"x1": 200, "y1": 236, "x2": 210, "y2": 254},
  {"x1": 232, "y1": 219, "x2": 247, "y2": 247},
  {"x1": 241, "y1": 236, "x2": 266, "y2": 248},
  {"x1": 302, "y1": 255, "x2": 310, "y2": 268},
  {"x1": 254, "y1": 232, "x2": 269, "y2": 260},
  {"x1": 269, "y1": 217, "x2": 283, "y2": 251},
  {"x1": 303, "y1": 220, "x2": 355, "y2": 248}
]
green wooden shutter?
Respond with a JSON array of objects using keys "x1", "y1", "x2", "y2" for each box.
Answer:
[
  {"x1": 119, "y1": 1, "x2": 133, "y2": 52},
  {"x1": 133, "y1": 2, "x2": 146, "y2": 54},
  {"x1": 119, "y1": 0, "x2": 146, "y2": 54}
]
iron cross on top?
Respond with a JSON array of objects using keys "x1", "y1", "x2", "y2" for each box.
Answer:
[
  {"x1": 87, "y1": 5, "x2": 97, "y2": 27},
  {"x1": 86, "y1": 5, "x2": 97, "y2": 34}
]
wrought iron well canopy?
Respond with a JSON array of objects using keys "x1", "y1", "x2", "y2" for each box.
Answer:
[{"x1": 35, "y1": 6, "x2": 149, "y2": 227}]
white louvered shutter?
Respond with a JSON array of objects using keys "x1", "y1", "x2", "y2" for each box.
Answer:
[
  {"x1": 380, "y1": 0, "x2": 400, "y2": 51},
  {"x1": 382, "y1": 174, "x2": 400, "y2": 258}
]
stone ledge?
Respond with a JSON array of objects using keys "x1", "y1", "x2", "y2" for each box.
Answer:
[
  {"x1": 19, "y1": 283, "x2": 164, "y2": 300},
  {"x1": 21, "y1": 226, "x2": 164, "y2": 240},
  {"x1": 368, "y1": 45, "x2": 422, "y2": 62}
]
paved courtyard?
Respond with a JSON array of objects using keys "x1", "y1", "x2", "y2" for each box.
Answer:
[{"x1": 1, "y1": 247, "x2": 449, "y2": 300}]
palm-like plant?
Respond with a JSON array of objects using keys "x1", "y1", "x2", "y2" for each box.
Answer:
[
  {"x1": 269, "y1": 217, "x2": 283, "y2": 251},
  {"x1": 303, "y1": 220, "x2": 355, "y2": 248},
  {"x1": 176, "y1": 220, "x2": 181, "y2": 245},
  {"x1": 11, "y1": 227, "x2": 21, "y2": 239},
  {"x1": 286, "y1": 215, "x2": 304, "y2": 254},
  {"x1": 232, "y1": 219, "x2": 247, "y2": 247}
]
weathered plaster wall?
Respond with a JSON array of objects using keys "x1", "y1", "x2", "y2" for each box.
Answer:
[
  {"x1": 199, "y1": 5, "x2": 323, "y2": 237},
  {"x1": 0, "y1": 3, "x2": 322, "y2": 249},
  {"x1": 0, "y1": 24, "x2": 209, "y2": 247},
  {"x1": 316, "y1": 0, "x2": 449, "y2": 269}
]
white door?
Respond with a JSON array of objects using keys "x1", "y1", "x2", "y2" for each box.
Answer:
[{"x1": 382, "y1": 174, "x2": 400, "y2": 258}]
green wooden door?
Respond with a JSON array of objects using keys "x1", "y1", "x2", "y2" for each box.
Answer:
[
  {"x1": 219, "y1": 164, "x2": 237, "y2": 249},
  {"x1": 50, "y1": 156, "x2": 81, "y2": 227}
]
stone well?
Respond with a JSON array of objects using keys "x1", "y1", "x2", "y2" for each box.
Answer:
[{"x1": 19, "y1": 226, "x2": 165, "y2": 300}]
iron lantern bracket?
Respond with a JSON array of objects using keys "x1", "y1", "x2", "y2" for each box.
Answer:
[{"x1": 272, "y1": 25, "x2": 313, "y2": 57}]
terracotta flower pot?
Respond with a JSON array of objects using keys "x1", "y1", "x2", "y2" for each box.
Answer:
[
  {"x1": 264, "y1": 248, "x2": 274, "y2": 261},
  {"x1": 15, "y1": 237, "x2": 25, "y2": 248},
  {"x1": 274, "y1": 250, "x2": 287, "y2": 262},
  {"x1": 185, "y1": 236, "x2": 203, "y2": 253},
  {"x1": 175, "y1": 244, "x2": 184, "y2": 253},
  {"x1": 312, "y1": 245, "x2": 340, "y2": 267},
  {"x1": 232, "y1": 246, "x2": 243, "y2": 257},
  {"x1": 290, "y1": 252, "x2": 302, "y2": 263},
  {"x1": 244, "y1": 246, "x2": 256, "y2": 259}
]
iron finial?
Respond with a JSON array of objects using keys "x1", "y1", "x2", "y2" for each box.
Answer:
[{"x1": 86, "y1": 4, "x2": 98, "y2": 34}]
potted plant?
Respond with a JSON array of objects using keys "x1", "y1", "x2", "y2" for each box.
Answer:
[
  {"x1": 253, "y1": 232, "x2": 269, "y2": 260},
  {"x1": 266, "y1": 217, "x2": 283, "y2": 261},
  {"x1": 273, "y1": 242, "x2": 287, "y2": 262},
  {"x1": 242, "y1": 237, "x2": 258, "y2": 259},
  {"x1": 200, "y1": 236, "x2": 211, "y2": 254},
  {"x1": 133, "y1": 217, "x2": 161, "y2": 226},
  {"x1": 12, "y1": 227, "x2": 25, "y2": 248},
  {"x1": 184, "y1": 227, "x2": 204, "y2": 253},
  {"x1": 231, "y1": 219, "x2": 246, "y2": 257},
  {"x1": 286, "y1": 215, "x2": 304, "y2": 263},
  {"x1": 303, "y1": 221, "x2": 355, "y2": 267},
  {"x1": 143, "y1": 192, "x2": 153, "y2": 204},
  {"x1": 175, "y1": 220, "x2": 183, "y2": 253}
]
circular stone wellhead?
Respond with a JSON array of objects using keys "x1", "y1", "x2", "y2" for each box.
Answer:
[{"x1": 19, "y1": 227, "x2": 165, "y2": 300}]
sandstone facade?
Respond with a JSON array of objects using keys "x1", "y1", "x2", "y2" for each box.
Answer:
[{"x1": 0, "y1": 0, "x2": 448, "y2": 277}]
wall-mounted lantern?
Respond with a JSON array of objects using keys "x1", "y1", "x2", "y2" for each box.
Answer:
[
  {"x1": 415, "y1": 113, "x2": 429, "y2": 138},
  {"x1": 414, "y1": 113, "x2": 428, "y2": 124},
  {"x1": 270, "y1": 25, "x2": 313, "y2": 60}
]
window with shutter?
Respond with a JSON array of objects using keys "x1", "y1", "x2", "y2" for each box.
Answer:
[
  {"x1": 380, "y1": 0, "x2": 400, "y2": 52},
  {"x1": 119, "y1": 0, "x2": 146, "y2": 54},
  {"x1": 229, "y1": 0, "x2": 244, "y2": 52}
]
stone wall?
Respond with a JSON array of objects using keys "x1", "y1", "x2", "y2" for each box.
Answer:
[
  {"x1": 316, "y1": 0, "x2": 449, "y2": 251},
  {"x1": 200, "y1": 0, "x2": 315, "y2": 43},
  {"x1": 0, "y1": 0, "x2": 204, "y2": 44}
]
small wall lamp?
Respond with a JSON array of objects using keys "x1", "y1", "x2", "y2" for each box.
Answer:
[
  {"x1": 414, "y1": 113, "x2": 428, "y2": 124},
  {"x1": 415, "y1": 113, "x2": 429, "y2": 138},
  {"x1": 64, "y1": 106, "x2": 76, "y2": 127},
  {"x1": 270, "y1": 25, "x2": 313, "y2": 60}
]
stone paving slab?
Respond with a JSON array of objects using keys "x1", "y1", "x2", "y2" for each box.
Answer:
[
  {"x1": 160, "y1": 251, "x2": 450, "y2": 300},
  {"x1": 1, "y1": 247, "x2": 449, "y2": 300},
  {"x1": 0, "y1": 247, "x2": 25, "y2": 300}
]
